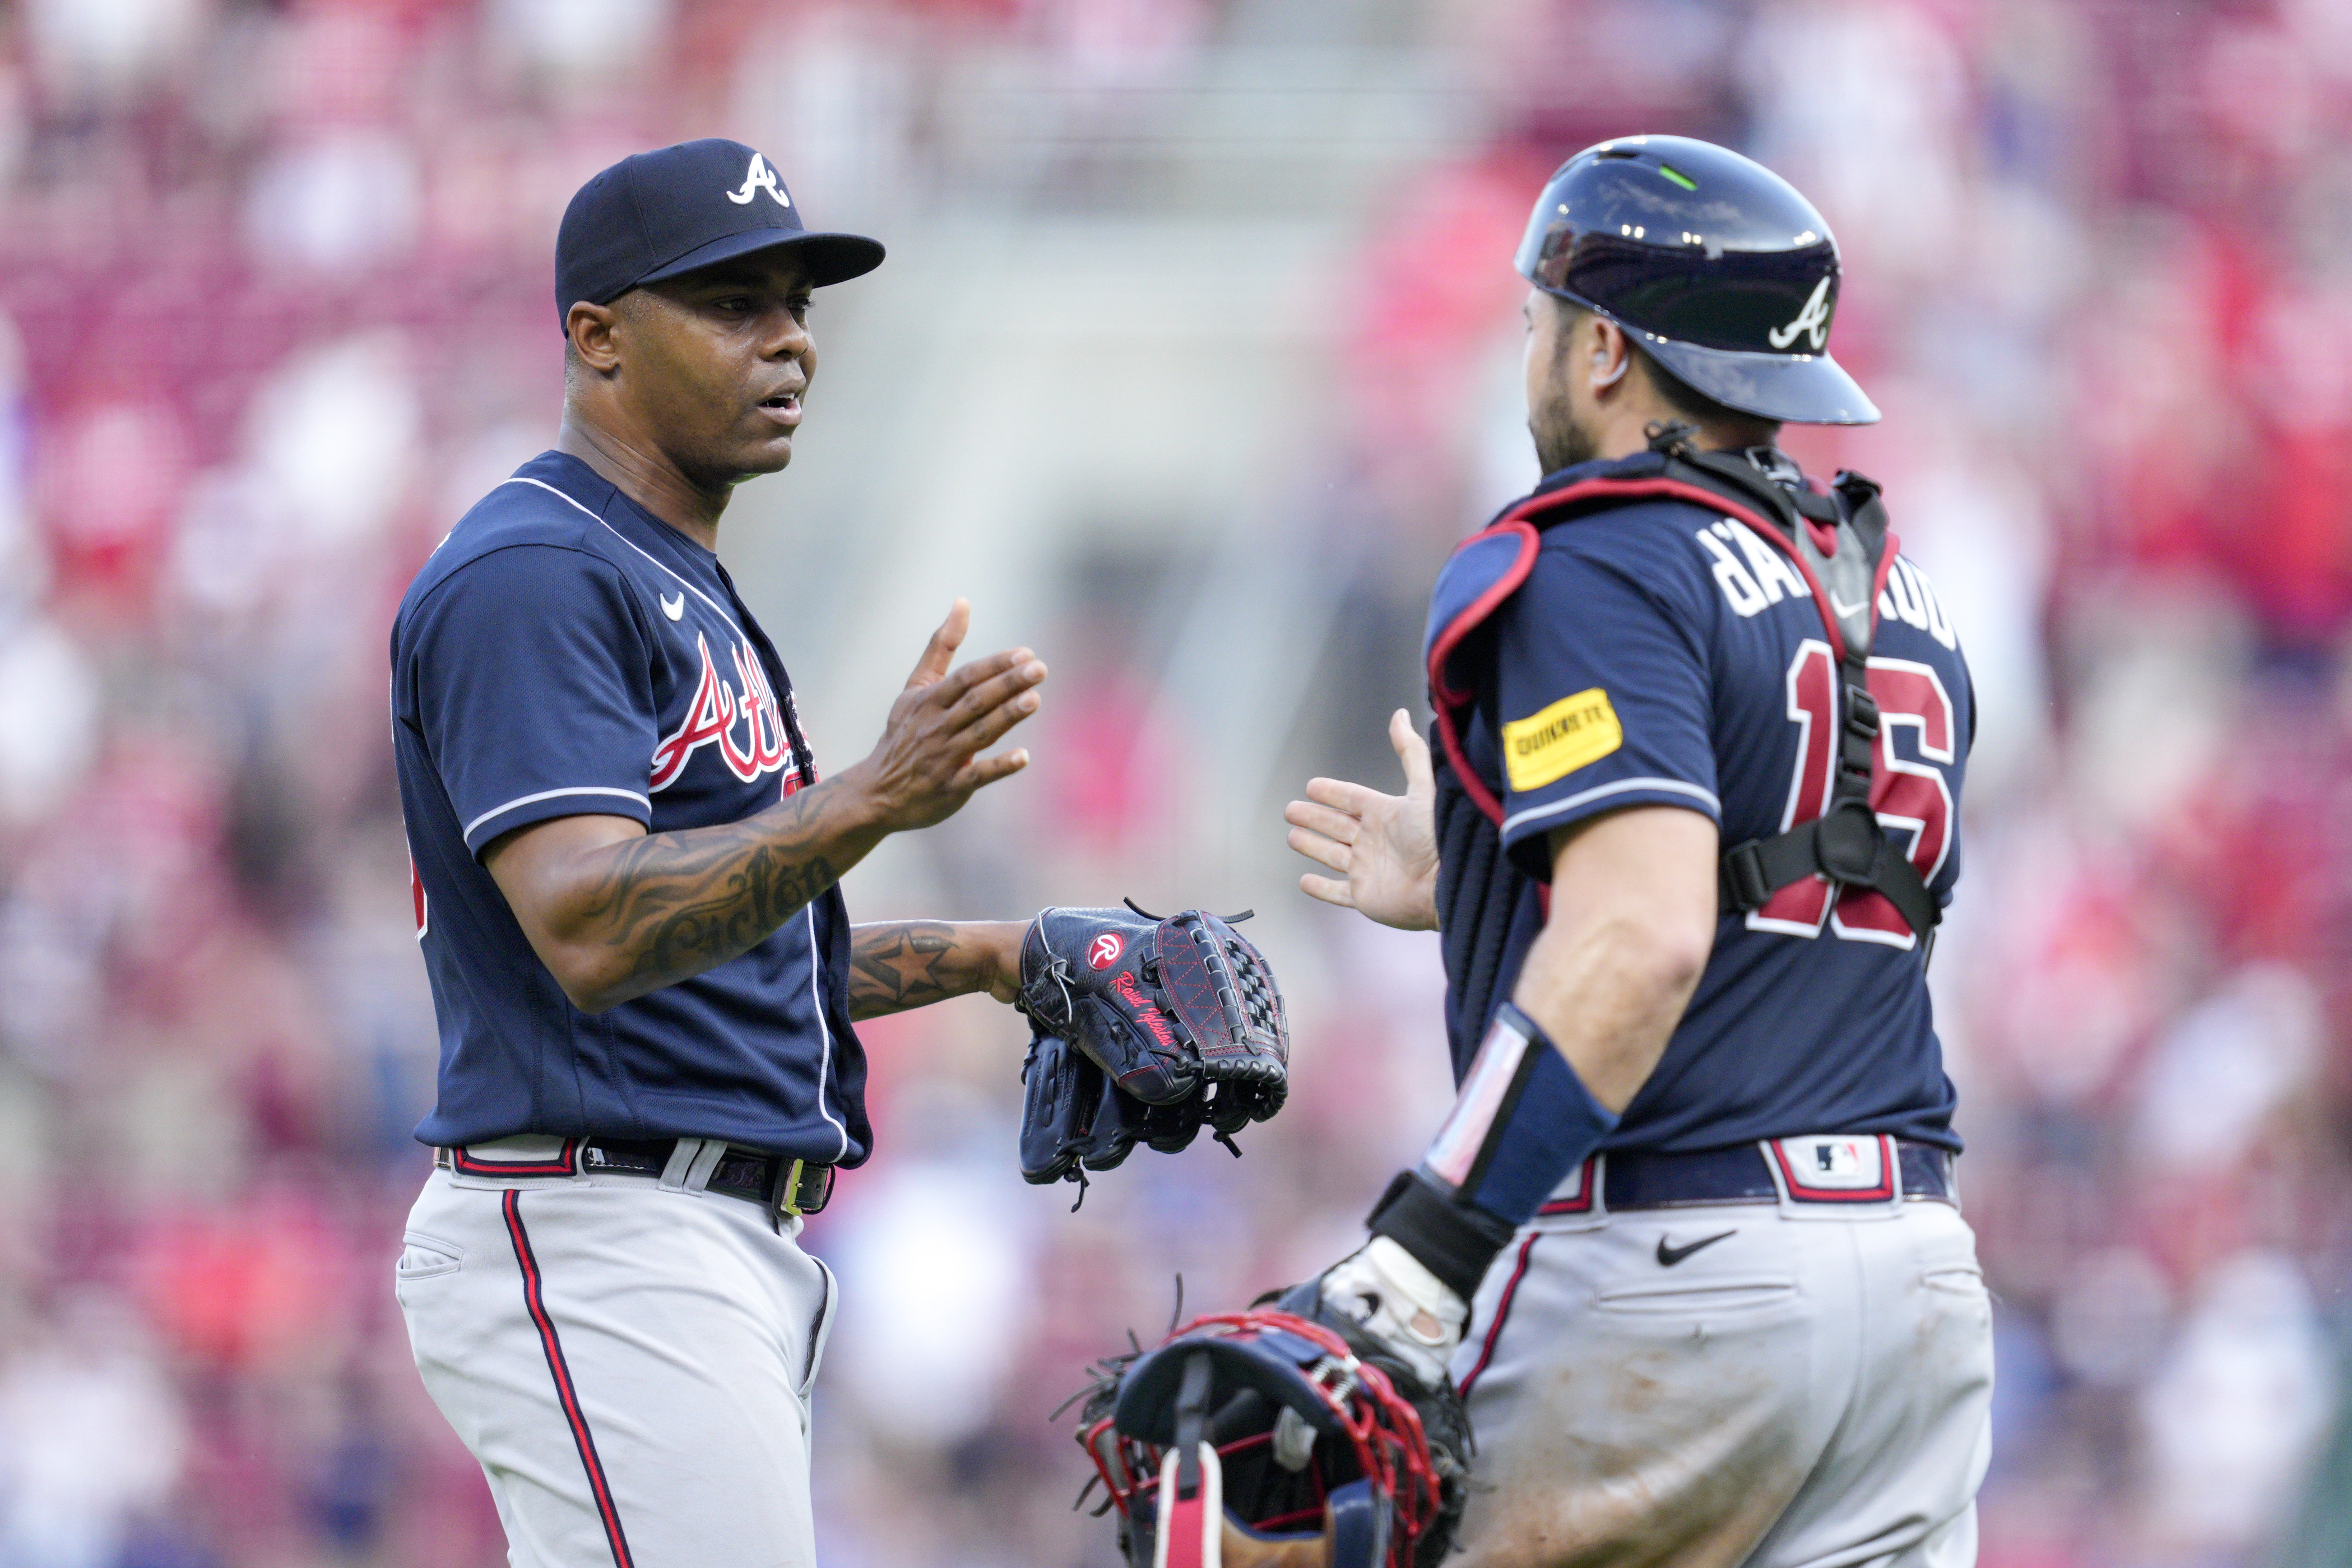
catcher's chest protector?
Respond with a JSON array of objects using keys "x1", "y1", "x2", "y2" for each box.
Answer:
[{"x1": 1423, "y1": 437, "x2": 1926, "y2": 1078}]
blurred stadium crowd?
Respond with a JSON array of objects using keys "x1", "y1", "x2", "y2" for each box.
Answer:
[{"x1": 1, "y1": 0, "x2": 2350, "y2": 1565}]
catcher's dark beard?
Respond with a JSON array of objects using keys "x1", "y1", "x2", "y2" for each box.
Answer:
[{"x1": 1529, "y1": 381, "x2": 1600, "y2": 475}]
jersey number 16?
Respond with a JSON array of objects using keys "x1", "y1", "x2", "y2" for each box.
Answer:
[{"x1": 1751, "y1": 639, "x2": 1955, "y2": 950}]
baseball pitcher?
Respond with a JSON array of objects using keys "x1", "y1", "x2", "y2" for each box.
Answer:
[{"x1": 388, "y1": 140, "x2": 1289, "y2": 1568}]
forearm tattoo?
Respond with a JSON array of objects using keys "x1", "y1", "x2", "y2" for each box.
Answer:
[
  {"x1": 847, "y1": 922, "x2": 968, "y2": 1018},
  {"x1": 574, "y1": 786, "x2": 847, "y2": 998}
]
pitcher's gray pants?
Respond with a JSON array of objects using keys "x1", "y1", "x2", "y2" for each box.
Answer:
[{"x1": 395, "y1": 1139, "x2": 837, "y2": 1568}]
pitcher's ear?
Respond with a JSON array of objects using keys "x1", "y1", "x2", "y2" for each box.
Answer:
[{"x1": 566, "y1": 300, "x2": 622, "y2": 375}]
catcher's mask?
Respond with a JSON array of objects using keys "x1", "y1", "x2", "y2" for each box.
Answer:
[{"x1": 1078, "y1": 1311, "x2": 1446, "y2": 1568}]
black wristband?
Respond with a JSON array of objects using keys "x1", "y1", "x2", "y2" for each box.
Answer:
[{"x1": 1364, "y1": 1168, "x2": 1519, "y2": 1303}]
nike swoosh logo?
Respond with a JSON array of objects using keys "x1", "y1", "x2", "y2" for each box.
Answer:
[
  {"x1": 1828, "y1": 591, "x2": 1869, "y2": 619},
  {"x1": 660, "y1": 592, "x2": 685, "y2": 621},
  {"x1": 1655, "y1": 1230, "x2": 1737, "y2": 1267}
]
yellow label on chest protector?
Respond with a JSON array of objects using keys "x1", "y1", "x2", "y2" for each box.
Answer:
[{"x1": 1502, "y1": 688, "x2": 1623, "y2": 791}]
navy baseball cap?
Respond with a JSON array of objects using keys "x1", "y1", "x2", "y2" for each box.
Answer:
[{"x1": 554, "y1": 138, "x2": 885, "y2": 328}]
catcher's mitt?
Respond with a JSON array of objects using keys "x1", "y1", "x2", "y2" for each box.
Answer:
[
  {"x1": 1017, "y1": 904, "x2": 1289, "y2": 1194},
  {"x1": 1068, "y1": 1306, "x2": 1469, "y2": 1568}
]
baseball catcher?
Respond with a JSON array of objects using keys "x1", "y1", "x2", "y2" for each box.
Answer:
[
  {"x1": 1016, "y1": 904, "x2": 1291, "y2": 1195},
  {"x1": 1277, "y1": 135, "x2": 1991, "y2": 1567}
]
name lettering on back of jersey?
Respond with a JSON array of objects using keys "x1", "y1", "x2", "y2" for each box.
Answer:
[
  {"x1": 1877, "y1": 558, "x2": 1957, "y2": 650},
  {"x1": 1502, "y1": 688, "x2": 1623, "y2": 792},
  {"x1": 650, "y1": 632, "x2": 795, "y2": 791},
  {"x1": 1694, "y1": 518, "x2": 1807, "y2": 616},
  {"x1": 1693, "y1": 521, "x2": 1959, "y2": 650}
]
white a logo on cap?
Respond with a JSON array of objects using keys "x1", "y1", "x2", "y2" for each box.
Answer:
[
  {"x1": 1767, "y1": 276, "x2": 1833, "y2": 352},
  {"x1": 725, "y1": 152, "x2": 791, "y2": 208}
]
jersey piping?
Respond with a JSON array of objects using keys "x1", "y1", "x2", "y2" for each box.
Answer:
[
  {"x1": 465, "y1": 785, "x2": 656, "y2": 842},
  {"x1": 803, "y1": 904, "x2": 848, "y2": 1160},
  {"x1": 497, "y1": 476, "x2": 739, "y2": 627},
  {"x1": 1498, "y1": 776, "x2": 1722, "y2": 839}
]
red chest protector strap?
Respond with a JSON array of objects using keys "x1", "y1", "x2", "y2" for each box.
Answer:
[{"x1": 1424, "y1": 428, "x2": 1938, "y2": 940}]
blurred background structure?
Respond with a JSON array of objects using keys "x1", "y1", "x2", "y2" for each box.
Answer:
[{"x1": 0, "y1": 0, "x2": 2349, "y2": 1564}]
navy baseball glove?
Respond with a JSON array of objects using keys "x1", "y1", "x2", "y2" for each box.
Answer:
[{"x1": 1017, "y1": 904, "x2": 1289, "y2": 1194}]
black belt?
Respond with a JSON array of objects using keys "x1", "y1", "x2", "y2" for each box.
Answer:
[
  {"x1": 1546, "y1": 1138, "x2": 1955, "y2": 1214},
  {"x1": 437, "y1": 1137, "x2": 834, "y2": 1217}
]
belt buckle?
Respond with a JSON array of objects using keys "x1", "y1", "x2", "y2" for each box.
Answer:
[{"x1": 769, "y1": 1158, "x2": 834, "y2": 1220}]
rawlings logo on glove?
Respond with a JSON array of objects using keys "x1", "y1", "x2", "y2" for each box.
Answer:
[{"x1": 1017, "y1": 903, "x2": 1290, "y2": 1196}]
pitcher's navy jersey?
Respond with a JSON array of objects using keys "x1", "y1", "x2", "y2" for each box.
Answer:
[
  {"x1": 391, "y1": 452, "x2": 869, "y2": 1163},
  {"x1": 1449, "y1": 471, "x2": 1973, "y2": 1154}
]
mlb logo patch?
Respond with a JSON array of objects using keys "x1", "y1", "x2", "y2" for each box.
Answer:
[
  {"x1": 1815, "y1": 1139, "x2": 1865, "y2": 1176},
  {"x1": 1769, "y1": 1134, "x2": 1895, "y2": 1201}
]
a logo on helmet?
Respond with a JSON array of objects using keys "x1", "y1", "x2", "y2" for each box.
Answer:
[
  {"x1": 1088, "y1": 933, "x2": 1124, "y2": 970},
  {"x1": 1767, "y1": 276, "x2": 1833, "y2": 352},
  {"x1": 725, "y1": 152, "x2": 791, "y2": 208}
]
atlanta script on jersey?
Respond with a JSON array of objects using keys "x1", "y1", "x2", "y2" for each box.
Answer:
[{"x1": 651, "y1": 630, "x2": 800, "y2": 792}]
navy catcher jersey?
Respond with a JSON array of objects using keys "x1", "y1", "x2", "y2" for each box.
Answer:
[
  {"x1": 1434, "y1": 463, "x2": 1973, "y2": 1153},
  {"x1": 391, "y1": 452, "x2": 869, "y2": 1163}
]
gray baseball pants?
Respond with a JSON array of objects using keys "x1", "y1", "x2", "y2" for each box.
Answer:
[
  {"x1": 395, "y1": 1138, "x2": 837, "y2": 1568},
  {"x1": 1449, "y1": 1157, "x2": 1993, "y2": 1568}
]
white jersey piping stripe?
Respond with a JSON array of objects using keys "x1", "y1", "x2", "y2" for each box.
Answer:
[
  {"x1": 496, "y1": 476, "x2": 740, "y2": 628},
  {"x1": 1500, "y1": 777, "x2": 1722, "y2": 838},
  {"x1": 804, "y1": 904, "x2": 850, "y2": 1161},
  {"x1": 464, "y1": 786, "x2": 651, "y2": 842}
]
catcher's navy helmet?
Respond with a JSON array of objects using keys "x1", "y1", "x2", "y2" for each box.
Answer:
[{"x1": 1515, "y1": 135, "x2": 1879, "y2": 425}]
